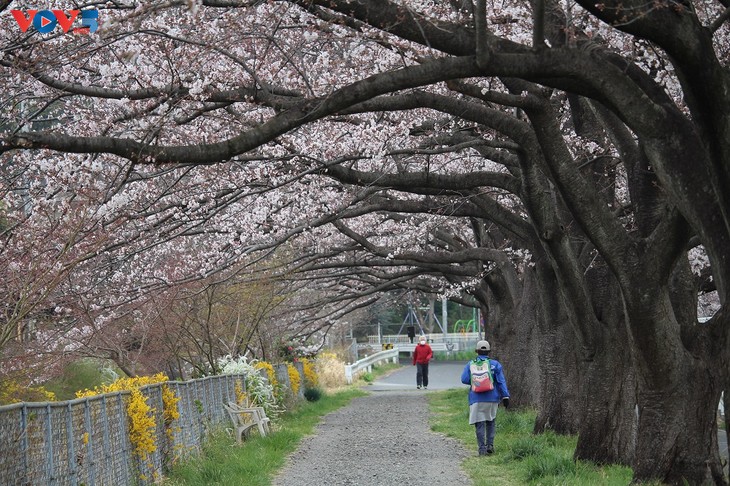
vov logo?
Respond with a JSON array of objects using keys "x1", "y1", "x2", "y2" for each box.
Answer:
[{"x1": 11, "y1": 9, "x2": 99, "y2": 34}]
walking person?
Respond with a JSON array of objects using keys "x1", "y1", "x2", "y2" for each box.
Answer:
[
  {"x1": 461, "y1": 340, "x2": 510, "y2": 456},
  {"x1": 412, "y1": 335, "x2": 433, "y2": 389}
]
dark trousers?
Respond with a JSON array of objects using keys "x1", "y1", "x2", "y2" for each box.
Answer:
[
  {"x1": 416, "y1": 363, "x2": 429, "y2": 387},
  {"x1": 475, "y1": 420, "x2": 496, "y2": 452}
]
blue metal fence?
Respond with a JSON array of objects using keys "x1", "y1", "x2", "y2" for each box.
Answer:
[{"x1": 0, "y1": 374, "x2": 244, "y2": 486}]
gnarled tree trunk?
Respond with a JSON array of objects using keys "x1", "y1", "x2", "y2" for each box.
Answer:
[
  {"x1": 574, "y1": 266, "x2": 637, "y2": 466},
  {"x1": 626, "y1": 284, "x2": 726, "y2": 484},
  {"x1": 533, "y1": 260, "x2": 584, "y2": 434}
]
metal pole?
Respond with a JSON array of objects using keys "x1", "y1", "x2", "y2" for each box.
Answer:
[
  {"x1": 66, "y1": 402, "x2": 77, "y2": 486},
  {"x1": 473, "y1": 307, "x2": 478, "y2": 338},
  {"x1": 45, "y1": 404, "x2": 54, "y2": 485},
  {"x1": 478, "y1": 307, "x2": 482, "y2": 339},
  {"x1": 442, "y1": 298, "x2": 448, "y2": 338}
]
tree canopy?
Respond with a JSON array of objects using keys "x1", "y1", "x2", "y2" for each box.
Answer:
[{"x1": 1, "y1": 0, "x2": 729, "y2": 483}]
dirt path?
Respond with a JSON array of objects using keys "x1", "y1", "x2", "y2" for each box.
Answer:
[{"x1": 272, "y1": 391, "x2": 472, "y2": 486}]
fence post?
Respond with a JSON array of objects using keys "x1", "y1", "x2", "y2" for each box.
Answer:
[
  {"x1": 83, "y1": 399, "x2": 96, "y2": 486},
  {"x1": 21, "y1": 404, "x2": 29, "y2": 484},
  {"x1": 294, "y1": 362, "x2": 305, "y2": 399},
  {"x1": 45, "y1": 403, "x2": 55, "y2": 485},
  {"x1": 66, "y1": 402, "x2": 77, "y2": 486},
  {"x1": 344, "y1": 363, "x2": 353, "y2": 385},
  {"x1": 101, "y1": 395, "x2": 111, "y2": 483},
  {"x1": 117, "y1": 393, "x2": 131, "y2": 484}
]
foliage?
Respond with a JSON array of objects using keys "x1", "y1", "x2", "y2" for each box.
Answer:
[
  {"x1": 300, "y1": 357, "x2": 318, "y2": 388},
  {"x1": 286, "y1": 362, "x2": 301, "y2": 396},
  {"x1": 428, "y1": 389, "x2": 633, "y2": 485},
  {"x1": 359, "y1": 372, "x2": 375, "y2": 383},
  {"x1": 217, "y1": 355, "x2": 280, "y2": 418},
  {"x1": 313, "y1": 352, "x2": 347, "y2": 389},
  {"x1": 303, "y1": 387, "x2": 323, "y2": 402},
  {"x1": 2, "y1": 0, "x2": 729, "y2": 480},
  {"x1": 76, "y1": 372, "x2": 178, "y2": 473},
  {"x1": 162, "y1": 384, "x2": 181, "y2": 423},
  {"x1": 42, "y1": 358, "x2": 122, "y2": 401},
  {"x1": 164, "y1": 388, "x2": 367, "y2": 486},
  {"x1": 432, "y1": 350, "x2": 475, "y2": 362},
  {"x1": 126, "y1": 387, "x2": 157, "y2": 462},
  {"x1": 234, "y1": 379, "x2": 247, "y2": 405},
  {"x1": 279, "y1": 343, "x2": 297, "y2": 362},
  {"x1": 0, "y1": 378, "x2": 56, "y2": 405},
  {"x1": 254, "y1": 361, "x2": 277, "y2": 388}
]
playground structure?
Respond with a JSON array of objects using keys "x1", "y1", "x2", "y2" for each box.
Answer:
[{"x1": 367, "y1": 296, "x2": 483, "y2": 353}]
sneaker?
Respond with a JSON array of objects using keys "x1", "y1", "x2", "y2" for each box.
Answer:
[
  {"x1": 478, "y1": 448, "x2": 488, "y2": 456},
  {"x1": 417, "y1": 385, "x2": 421, "y2": 389},
  {"x1": 423, "y1": 387, "x2": 428, "y2": 390},
  {"x1": 486, "y1": 445, "x2": 494, "y2": 454}
]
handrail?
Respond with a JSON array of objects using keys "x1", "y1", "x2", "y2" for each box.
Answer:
[{"x1": 344, "y1": 349, "x2": 399, "y2": 384}]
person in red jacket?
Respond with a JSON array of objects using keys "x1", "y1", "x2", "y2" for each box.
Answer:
[{"x1": 412, "y1": 335, "x2": 433, "y2": 389}]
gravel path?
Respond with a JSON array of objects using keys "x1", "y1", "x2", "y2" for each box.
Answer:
[{"x1": 272, "y1": 391, "x2": 472, "y2": 486}]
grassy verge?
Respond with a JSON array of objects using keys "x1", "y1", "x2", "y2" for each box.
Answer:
[
  {"x1": 432, "y1": 350, "x2": 474, "y2": 361},
  {"x1": 164, "y1": 387, "x2": 367, "y2": 486},
  {"x1": 429, "y1": 389, "x2": 634, "y2": 486},
  {"x1": 43, "y1": 358, "x2": 123, "y2": 400},
  {"x1": 357, "y1": 361, "x2": 401, "y2": 384}
]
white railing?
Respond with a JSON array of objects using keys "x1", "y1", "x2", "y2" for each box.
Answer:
[
  {"x1": 367, "y1": 332, "x2": 481, "y2": 344},
  {"x1": 344, "y1": 349, "x2": 399, "y2": 384},
  {"x1": 394, "y1": 342, "x2": 460, "y2": 352}
]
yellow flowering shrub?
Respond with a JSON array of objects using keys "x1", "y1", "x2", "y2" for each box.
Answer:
[
  {"x1": 234, "y1": 379, "x2": 247, "y2": 405},
  {"x1": 161, "y1": 384, "x2": 180, "y2": 423},
  {"x1": 254, "y1": 361, "x2": 278, "y2": 388},
  {"x1": 161, "y1": 383, "x2": 181, "y2": 444},
  {"x1": 0, "y1": 379, "x2": 56, "y2": 405},
  {"x1": 76, "y1": 372, "x2": 170, "y2": 397},
  {"x1": 287, "y1": 363, "x2": 301, "y2": 396},
  {"x1": 76, "y1": 372, "x2": 179, "y2": 466},
  {"x1": 126, "y1": 388, "x2": 156, "y2": 460},
  {"x1": 301, "y1": 358, "x2": 318, "y2": 388}
]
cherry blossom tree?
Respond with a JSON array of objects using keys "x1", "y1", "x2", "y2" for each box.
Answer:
[{"x1": 2, "y1": 0, "x2": 729, "y2": 483}]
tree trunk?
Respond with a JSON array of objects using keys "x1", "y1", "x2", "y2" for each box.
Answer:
[
  {"x1": 632, "y1": 355, "x2": 725, "y2": 485},
  {"x1": 496, "y1": 266, "x2": 542, "y2": 408},
  {"x1": 533, "y1": 260, "x2": 584, "y2": 434},
  {"x1": 626, "y1": 289, "x2": 726, "y2": 484},
  {"x1": 720, "y1": 392, "x2": 730, "y2": 469},
  {"x1": 574, "y1": 266, "x2": 637, "y2": 465}
]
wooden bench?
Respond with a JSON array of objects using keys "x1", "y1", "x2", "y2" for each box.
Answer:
[{"x1": 224, "y1": 401, "x2": 270, "y2": 443}]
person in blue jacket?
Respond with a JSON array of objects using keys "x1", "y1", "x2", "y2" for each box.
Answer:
[{"x1": 460, "y1": 340, "x2": 510, "y2": 455}]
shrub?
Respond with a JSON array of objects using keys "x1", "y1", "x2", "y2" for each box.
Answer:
[
  {"x1": 287, "y1": 363, "x2": 301, "y2": 396},
  {"x1": 360, "y1": 372, "x2": 374, "y2": 383},
  {"x1": 303, "y1": 387, "x2": 323, "y2": 402},
  {"x1": 301, "y1": 358, "x2": 318, "y2": 388},
  {"x1": 217, "y1": 355, "x2": 280, "y2": 418},
  {"x1": 314, "y1": 352, "x2": 346, "y2": 388},
  {"x1": 0, "y1": 379, "x2": 56, "y2": 405},
  {"x1": 76, "y1": 372, "x2": 175, "y2": 478}
]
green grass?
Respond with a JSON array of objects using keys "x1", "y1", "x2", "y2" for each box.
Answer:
[
  {"x1": 164, "y1": 387, "x2": 367, "y2": 486},
  {"x1": 428, "y1": 389, "x2": 634, "y2": 486},
  {"x1": 42, "y1": 358, "x2": 123, "y2": 399},
  {"x1": 357, "y1": 361, "x2": 401, "y2": 385},
  {"x1": 432, "y1": 350, "x2": 475, "y2": 361}
]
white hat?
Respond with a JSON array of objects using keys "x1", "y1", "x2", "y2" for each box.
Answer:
[{"x1": 476, "y1": 340, "x2": 490, "y2": 351}]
